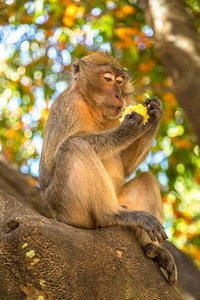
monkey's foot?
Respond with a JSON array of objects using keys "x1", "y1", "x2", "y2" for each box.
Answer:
[{"x1": 143, "y1": 243, "x2": 177, "y2": 285}]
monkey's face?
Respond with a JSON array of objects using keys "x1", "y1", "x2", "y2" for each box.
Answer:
[
  {"x1": 72, "y1": 52, "x2": 132, "y2": 120},
  {"x1": 96, "y1": 71, "x2": 125, "y2": 119}
]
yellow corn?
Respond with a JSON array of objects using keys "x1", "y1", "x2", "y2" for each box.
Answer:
[{"x1": 119, "y1": 103, "x2": 150, "y2": 125}]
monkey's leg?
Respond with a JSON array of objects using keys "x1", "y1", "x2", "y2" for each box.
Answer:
[
  {"x1": 47, "y1": 138, "x2": 166, "y2": 243},
  {"x1": 47, "y1": 138, "x2": 120, "y2": 229},
  {"x1": 118, "y1": 172, "x2": 177, "y2": 285}
]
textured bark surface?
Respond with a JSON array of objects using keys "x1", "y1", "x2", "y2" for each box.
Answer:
[
  {"x1": 144, "y1": 0, "x2": 200, "y2": 145},
  {"x1": 0, "y1": 189, "x2": 182, "y2": 300}
]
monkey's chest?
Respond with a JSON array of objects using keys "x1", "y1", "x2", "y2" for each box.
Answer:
[{"x1": 101, "y1": 155, "x2": 125, "y2": 194}]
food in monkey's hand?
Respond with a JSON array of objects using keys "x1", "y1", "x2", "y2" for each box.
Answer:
[{"x1": 119, "y1": 103, "x2": 150, "y2": 125}]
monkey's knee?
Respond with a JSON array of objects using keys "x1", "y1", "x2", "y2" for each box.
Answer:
[
  {"x1": 136, "y1": 171, "x2": 160, "y2": 190},
  {"x1": 122, "y1": 171, "x2": 161, "y2": 200},
  {"x1": 136, "y1": 172, "x2": 161, "y2": 201}
]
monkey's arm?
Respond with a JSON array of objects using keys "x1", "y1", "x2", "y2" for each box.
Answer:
[
  {"x1": 55, "y1": 112, "x2": 149, "y2": 161},
  {"x1": 120, "y1": 97, "x2": 163, "y2": 177},
  {"x1": 120, "y1": 131, "x2": 157, "y2": 177}
]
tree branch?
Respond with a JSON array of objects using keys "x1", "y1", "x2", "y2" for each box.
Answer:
[
  {"x1": 0, "y1": 189, "x2": 182, "y2": 299},
  {"x1": 0, "y1": 154, "x2": 51, "y2": 218}
]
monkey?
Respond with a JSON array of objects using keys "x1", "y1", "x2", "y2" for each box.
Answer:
[{"x1": 39, "y1": 51, "x2": 177, "y2": 285}]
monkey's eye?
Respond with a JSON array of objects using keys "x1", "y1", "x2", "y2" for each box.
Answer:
[
  {"x1": 116, "y1": 76, "x2": 123, "y2": 85},
  {"x1": 104, "y1": 77, "x2": 112, "y2": 82},
  {"x1": 103, "y1": 73, "x2": 114, "y2": 82}
]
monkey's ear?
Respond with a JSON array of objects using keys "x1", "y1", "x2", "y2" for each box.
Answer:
[{"x1": 72, "y1": 58, "x2": 80, "y2": 76}]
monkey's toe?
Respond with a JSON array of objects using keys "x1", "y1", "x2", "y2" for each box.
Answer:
[
  {"x1": 168, "y1": 263, "x2": 177, "y2": 285},
  {"x1": 143, "y1": 243, "x2": 160, "y2": 258}
]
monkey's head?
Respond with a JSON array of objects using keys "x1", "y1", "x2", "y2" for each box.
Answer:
[{"x1": 72, "y1": 51, "x2": 134, "y2": 120}]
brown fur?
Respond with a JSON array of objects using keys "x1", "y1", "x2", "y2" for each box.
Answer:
[{"x1": 39, "y1": 51, "x2": 177, "y2": 284}]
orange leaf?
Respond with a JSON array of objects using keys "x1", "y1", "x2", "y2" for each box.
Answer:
[{"x1": 122, "y1": 5, "x2": 135, "y2": 15}]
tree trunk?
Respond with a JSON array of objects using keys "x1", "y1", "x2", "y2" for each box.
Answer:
[
  {"x1": 0, "y1": 189, "x2": 182, "y2": 300},
  {"x1": 144, "y1": 0, "x2": 200, "y2": 144}
]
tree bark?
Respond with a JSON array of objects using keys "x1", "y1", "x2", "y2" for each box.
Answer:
[
  {"x1": 0, "y1": 189, "x2": 182, "y2": 300},
  {"x1": 144, "y1": 0, "x2": 200, "y2": 144}
]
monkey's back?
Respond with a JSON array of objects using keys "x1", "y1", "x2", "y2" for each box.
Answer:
[{"x1": 39, "y1": 87, "x2": 79, "y2": 189}]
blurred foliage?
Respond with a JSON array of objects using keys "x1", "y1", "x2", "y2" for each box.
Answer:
[{"x1": 0, "y1": 0, "x2": 200, "y2": 266}]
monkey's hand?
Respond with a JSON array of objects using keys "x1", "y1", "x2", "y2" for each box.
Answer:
[
  {"x1": 143, "y1": 243, "x2": 177, "y2": 285},
  {"x1": 119, "y1": 111, "x2": 147, "y2": 136},
  {"x1": 145, "y1": 96, "x2": 163, "y2": 125},
  {"x1": 131, "y1": 211, "x2": 168, "y2": 243}
]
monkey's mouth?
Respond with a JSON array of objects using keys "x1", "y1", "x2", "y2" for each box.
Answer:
[{"x1": 104, "y1": 104, "x2": 122, "y2": 113}]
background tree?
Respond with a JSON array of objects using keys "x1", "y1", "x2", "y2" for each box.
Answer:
[
  {"x1": 0, "y1": 0, "x2": 200, "y2": 292},
  {"x1": 144, "y1": 0, "x2": 200, "y2": 143}
]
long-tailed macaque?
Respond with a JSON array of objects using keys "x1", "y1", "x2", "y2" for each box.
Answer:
[{"x1": 39, "y1": 51, "x2": 177, "y2": 284}]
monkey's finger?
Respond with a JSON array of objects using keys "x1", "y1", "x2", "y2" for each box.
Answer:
[
  {"x1": 123, "y1": 111, "x2": 139, "y2": 121},
  {"x1": 152, "y1": 96, "x2": 162, "y2": 107},
  {"x1": 124, "y1": 113, "x2": 133, "y2": 121},
  {"x1": 143, "y1": 227, "x2": 157, "y2": 241},
  {"x1": 130, "y1": 111, "x2": 142, "y2": 118},
  {"x1": 158, "y1": 227, "x2": 168, "y2": 241},
  {"x1": 122, "y1": 113, "x2": 135, "y2": 123},
  {"x1": 162, "y1": 230, "x2": 168, "y2": 240},
  {"x1": 140, "y1": 222, "x2": 156, "y2": 241},
  {"x1": 152, "y1": 228, "x2": 163, "y2": 243},
  {"x1": 130, "y1": 112, "x2": 144, "y2": 125},
  {"x1": 130, "y1": 111, "x2": 137, "y2": 116},
  {"x1": 154, "y1": 221, "x2": 168, "y2": 240},
  {"x1": 137, "y1": 116, "x2": 145, "y2": 125},
  {"x1": 148, "y1": 108, "x2": 158, "y2": 117},
  {"x1": 144, "y1": 98, "x2": 151, "y2": 106},
  {"x1": 147, "y1": 101, "x2": 159, "y2": 112},
  {"x1": 155, "y1": 225, "x2": 166, "y2": 242},
  {"x1": 147, "y1": 231, "x2": 157, "y2": 242}
]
